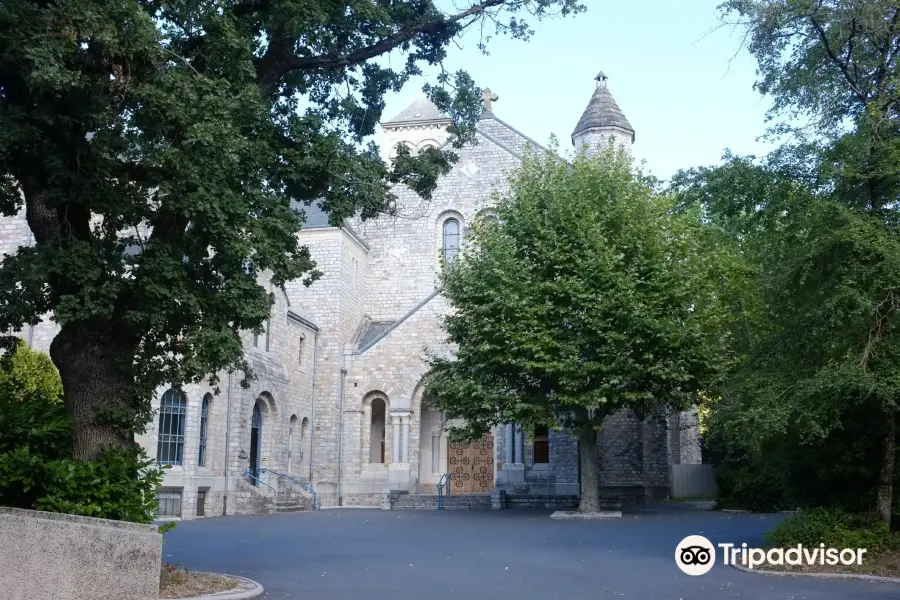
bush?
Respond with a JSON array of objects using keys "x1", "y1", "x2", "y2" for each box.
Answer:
[
  {"x1": 715, "y1": 463, "x2": 792, "y2": 512},
  {"x1": 0, "y1": 341, "x2": 165, "y2": 524},
  {"x1": 767, "y1": 507, "x2": 900, "y2": 555}
]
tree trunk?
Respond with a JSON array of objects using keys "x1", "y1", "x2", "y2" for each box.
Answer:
[
  {"x1": 50, "y1": 321, "x2": 139, "y2": 461},
  {"x1": 577, "y1": 427, "x2": 601, "y2": 513},
  {"x1": 876, "y1": 408, "x2": 895, "y2": 528}
]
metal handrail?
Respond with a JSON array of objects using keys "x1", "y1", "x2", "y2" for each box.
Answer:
[
  {"x1": 436, "y1": 473, "x2": 452, "y2": 510},
  {"x1": 243, "y1": 470, "x2": 277, "y2": 495},
  {"x1": 260, "y1": 468, "x2": 318, "y2": 510}
]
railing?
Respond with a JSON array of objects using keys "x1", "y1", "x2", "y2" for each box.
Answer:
[
  {"x1": 436, "y1": 473, "x2": 452, "y2": 510},
  {"x1": 259, "y1": 468, "x2": 318, "y2": 510},
  {"x1": 243, "y1": 470, "x2": 277, "y2": 495}
]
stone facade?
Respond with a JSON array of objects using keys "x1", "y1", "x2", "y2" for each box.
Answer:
[{"x1": 0, "y1": 75, "x2": 702, "y2": 517}]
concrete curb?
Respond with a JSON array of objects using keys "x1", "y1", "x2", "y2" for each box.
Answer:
[
  {"x1": 550, "y1": 511, "x2": 622, "y2": 520},
  {"x1": 730, "y1": 562, "x2": 900, "y2": 584},
  {"x1": 719, "y1": 509, "x2": 798, "y2": 514},
  {"x1": 169, "y1": 574, "x2": 264, "y2": 600}
]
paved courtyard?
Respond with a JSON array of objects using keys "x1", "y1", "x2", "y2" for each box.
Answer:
[{"x1": 163, "y1": 505, "x2": 900, "y2": 600}]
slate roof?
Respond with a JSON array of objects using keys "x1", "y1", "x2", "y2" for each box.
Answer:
[
  {"x1": 382, "y1": 94, "x2": 449, "y2": 125},
  {"x1": 290, "y1": 199, "x2": 333, "y2": 228},
  {"x1": 572, "y1": 72, "x2": 634, "y2": 139}
]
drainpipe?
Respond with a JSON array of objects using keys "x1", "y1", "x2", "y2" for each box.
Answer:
[
  {"x1": 223, "y1": 371, "x2": 233, "y2": 516},
  {"x1": 338, "y1": 367, "x2": 347, "y2": 506},
  {"x1": 308, "y1": 330, "x2": 319, "y2": 487}
]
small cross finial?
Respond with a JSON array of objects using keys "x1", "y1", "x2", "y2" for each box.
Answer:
[{"x1": 482, "y1": 87, "x2": 499, "y2": 112}]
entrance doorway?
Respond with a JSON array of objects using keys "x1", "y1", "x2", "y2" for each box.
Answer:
[
  {"x1": 249, "y1": 403, "x2": 262, "y2": 484},
  {"x1": 448, "y1": 432, "x2": 494, "y2": 494}
]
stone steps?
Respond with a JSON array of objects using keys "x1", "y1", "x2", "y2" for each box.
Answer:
[
  {"x1": 392, "y1": 494, "x2": 492, "y2": 510},
  {"x1": 274, "y1": 501, "x2": 308, "y2": 513}
]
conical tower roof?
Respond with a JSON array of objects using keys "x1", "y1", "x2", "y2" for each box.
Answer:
[
  {"x1": 572, "y1": 72, "x2": 634, "y2": 140},
  {"x1": 382, "y1": 94, "x2": 449, "y2": 126}
]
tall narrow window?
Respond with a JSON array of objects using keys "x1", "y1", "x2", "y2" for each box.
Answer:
[
  {"x1": 370, "y1": 398, "x2": 386, "y2": 464},
  {"x1": 265, "y1": 292, "x2": 275, "y2": 351},
  {"x1": 298, "y1": 335, "x2": 305, "y2": 365},
  {"x1": 198, "y1": 394, "x2": 210, "y2": 467},
  {"x1": 443, "y1": 218, "x2": 460, "y2": 264},
  {"x1": 533, "y1": 425, "x2": 549, "y2": 464},
  {"x1": 157, "y1": 390, "x2": 187, "y2": 465}
]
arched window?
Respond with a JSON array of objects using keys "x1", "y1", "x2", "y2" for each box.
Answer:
[
  {"x1": 300, "y1": 417, "x2": 310, "y2": 473},
  {"x1": 533, "y1": 425, "x2": 549, "y2": 464},
  {"x1": 198, "y1": 394, "x2": 211, "y2": 467},
  {"x1": 157, "y1": 390, "x2": 187, "y2": 466},
  {"x1": 249, "y1": 402, "x2": 263, "y2": 484},
  {"x1": 370, "y1": 398, "x2": 386, "y2": 464},
  {"x1": 443, "y1": 218, "x2": 460, "y2": 264},
  {"x1": 288, "y1": 414, "x2": 298, "y2": 474}
]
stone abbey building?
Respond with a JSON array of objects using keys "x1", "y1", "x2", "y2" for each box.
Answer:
[{"x1": 1, "y1": 73, "x2": 701, "y2": 518}]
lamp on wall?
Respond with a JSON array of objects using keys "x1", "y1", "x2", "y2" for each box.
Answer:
[{"x1": 238, "y1": 449, "x2": 248, "y2": 460}]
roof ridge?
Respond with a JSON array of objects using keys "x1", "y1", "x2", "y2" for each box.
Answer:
[
  {"x1": 480, "y1": 112, "x2": 554, "y2": 157},
  {"x1": 382, "y1": 94, "x2": 451, "y2": 126}
]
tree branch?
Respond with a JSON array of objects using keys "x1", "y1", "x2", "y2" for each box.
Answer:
[
  {"x1": 809, "y1": 15, "x2": 868, "y2": 105},
  {"x1": 873, "y1": 7, "x2": 900, "y2": 102},
  {"x1": 256, "y1": 0, "x2": 508, "y2": 88}
]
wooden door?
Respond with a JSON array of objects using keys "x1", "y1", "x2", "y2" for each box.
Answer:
[{"x1": 448, "y1": 433, "x2": 494, "y2": 494}]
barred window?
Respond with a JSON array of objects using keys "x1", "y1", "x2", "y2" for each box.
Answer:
[
  {"x1": 198, "y1": 394, "x2": 210, "y2": 467},
  {"x1": 443, "y1": 218, "x2": 460, "y2": 264},
  {"x1": 157, "y1": 488, "x2": 182, "y2": 518},
  {"x1": 157, "y1": 390, "x2": 187, "y2": 465}
]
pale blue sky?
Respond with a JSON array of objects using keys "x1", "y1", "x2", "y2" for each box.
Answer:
[{"x1": 375, "y1": 0, "x2": 777, "y2": 180}]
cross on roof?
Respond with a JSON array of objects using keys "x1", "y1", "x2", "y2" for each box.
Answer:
[{"x1": 482, "y1": 87, "x2": 498, "y2": 112}]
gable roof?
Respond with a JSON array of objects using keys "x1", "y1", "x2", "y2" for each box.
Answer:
[
  {"x1": 382, "y1": 94, "x2": 450, "y2": 126},
  {"x1": 572, "y1": 72, "x2": 634, "y2": 140}
]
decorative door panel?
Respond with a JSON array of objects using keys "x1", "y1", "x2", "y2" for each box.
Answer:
[{"x1": 448, "y1": 433, "x2": 494, "y2": 494}]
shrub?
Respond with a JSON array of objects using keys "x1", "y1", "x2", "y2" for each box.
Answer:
[
  {"x1": 767, "y1": 507, "x2": 900, "y2": 555},
  {"x1": 0, "y1": 341, "x2": 63, "y2": 403},
  {"x1": 715, "y1": 463, "x2": 792, "y2": 512},
  {"x1": 0, "y1": 341, "x2": 165, "y2": 524}
]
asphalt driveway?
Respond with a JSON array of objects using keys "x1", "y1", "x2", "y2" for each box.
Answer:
[{"x1": 162, "y1": 505, "x2": 900, "y2": 600}]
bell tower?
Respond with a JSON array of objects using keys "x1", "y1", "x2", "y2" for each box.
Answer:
[{"x1": 571, "y1": 71, "x2": 635, "y2": 155}]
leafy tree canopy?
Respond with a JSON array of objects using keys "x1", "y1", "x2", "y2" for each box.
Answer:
[
  {"x1": 426, "y1": 147, "x2": 735, "y2": 511},
  {"x1": 0, "y1": 0, "x2": 583, "y2": 459}
]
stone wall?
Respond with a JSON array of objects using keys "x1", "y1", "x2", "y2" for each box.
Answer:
[
  {"x1": 135, "y1": 278, "x2": 318, "y2": 520},
  {"x1": 598, "y1": 408, "x2": 644, "y2": 486},
  {"x1": 0, "y1": 507, "x2": 161, "y2": 600}
]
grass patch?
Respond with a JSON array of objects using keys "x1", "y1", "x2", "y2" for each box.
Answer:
[{"x1": 159, "y1": 564, "x2": 239, "y2": 599}]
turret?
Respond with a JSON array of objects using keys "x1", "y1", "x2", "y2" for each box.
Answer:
[{"x1": 571, "y1": 71, "x2": 635, "y2": 155}]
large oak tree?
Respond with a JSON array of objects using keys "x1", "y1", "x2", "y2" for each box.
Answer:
[{"x1": 0, "y1": 0, "x2": 583, "y2": 461}]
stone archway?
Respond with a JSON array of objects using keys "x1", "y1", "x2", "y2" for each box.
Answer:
[{"x1": 417, "y1": 394, "x2": 444, "y2": 487}]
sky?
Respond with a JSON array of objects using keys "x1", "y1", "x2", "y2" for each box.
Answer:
[{"x1": 373, "y1": 0, "x2": 778, "y2": 181}]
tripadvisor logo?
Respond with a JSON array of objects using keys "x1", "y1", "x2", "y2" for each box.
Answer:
[
  {"x1": 675, "y1": 535, "x2": 716, "y2": 576},
  {"x1": 675, "y1": 535, "x2": 868, "y2": 575}
]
